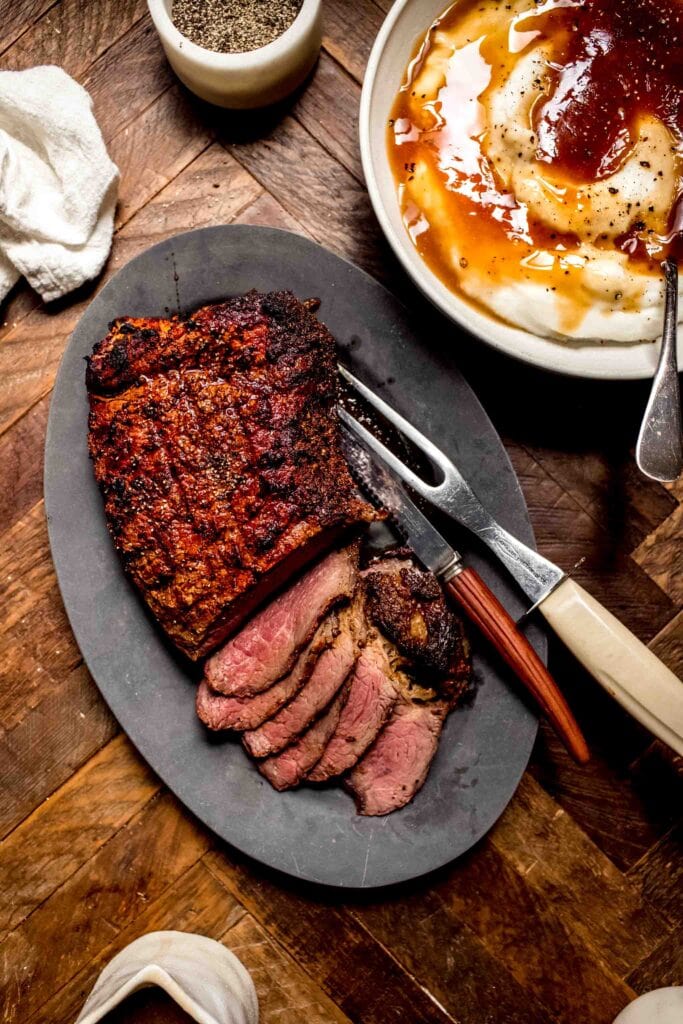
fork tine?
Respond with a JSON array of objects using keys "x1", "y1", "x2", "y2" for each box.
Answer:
[
  {"x1": 338, "y1": 364, "x2": 453, "y2": 478},
  {"x1": 337, "y1": 407, "x2": 433, "y2": 497}
]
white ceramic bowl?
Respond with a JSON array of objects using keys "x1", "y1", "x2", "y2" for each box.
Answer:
[
  {"x1": 360, "y1": 0, "x2": 680, "y2": 380},
  {"x1": 147, "y1": 0, "x2": 322, "y2": 109}
]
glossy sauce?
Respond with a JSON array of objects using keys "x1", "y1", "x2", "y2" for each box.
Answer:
[
  {"x1": 388, "y1": 0, "x2": 683, "y2": 332},
  {"x1": 533, "y1": 0, "x2": 683, "y2": 259}
]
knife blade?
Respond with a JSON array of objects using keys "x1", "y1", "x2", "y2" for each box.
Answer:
[
  {"x1": 341, "y1": 428, "x2": 462, "y2": 582},
  {"x1": 342, "y1": 425, "x2": 590, "y2": 763}
]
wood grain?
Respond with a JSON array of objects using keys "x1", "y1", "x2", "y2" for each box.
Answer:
[
  {"x1": 0, "y1": 663, "x2": 117, "y2": 840},
  {"x1": 0, "y1": 396, "x2": 48, "y2": 536},
  {"x1": 385, "y1": 841, "x2": 635, "y2": 1024},
  {"x1": 223, "y1": 914, "x2": 353, "y2": 1024},
  {"x1": 506, "y1": 443, "x2": 675, "y2": 642},
  {"x1": 530, "y1": 705, "x2": 683, "y2": 872},
  {"x1": 204, "y1": 851, "x2": 457, "y2": 1024},
  {"x1": 0, "y1": 792, "x2": 210, "y2": 1023},
  {"x1": 627, "y1": 924, "x2": 683, "y2": 993},
  {"x1": 0, "y1": 504, "x2": 81, "y2": 727},
  {"x1": 220, "y1": 116, "x2": 389, "y2": 280},
  {"x1": 26, "y1": 861, "x2": 244, "y2": 1024},
  {"x1": 488, "y1": 774, "x2": 668, "y2": 976},
  {"x1": 348, "y1": 894, "x2": 557, "y2": 1024},
  {"x1": 322, "y1": 0, "x2": 385, "y2": 83},
  {"x1": 650, "y1": 610, "x2": 683, "y2": 679},
  {"x1": 0, "y1": 0, "x2": 57, "y2": 56},
  {"x1": 0, "y1": 283, "x2": 41, "y2": 355},
  {"x1": 236, "y1": 190, "x2": 308, "y2": 234},
  {"x1": 0, "y1": 735, "x2": 157, "y2": 935},
  {"x1": 528, "y1": 446, "x2": 678, "y2": 552},
  {"x1": 114, "y1": 144, "x2": 261, "y2": 248},
  {"x1": 3, "y1": 0, "x2": 146, "y2": 77},
  {"x1": 628, "y1": 820, "x2": 683, "y2": 928},
  {"x1": 83, "y1": 16, "x2": 177, "y2": 145},
  {"x1": 632, "y1": 503, "x2": 683, "y2": 604},
  {"x1": 293, "y1": 53, "x2": 363, "y2": 181},
  {"x1": 1, "y1": 502, "x2": 60, "y2": 641},
  {"x1": 109, "y1": 85, "x2": 213, "y2": 229}
]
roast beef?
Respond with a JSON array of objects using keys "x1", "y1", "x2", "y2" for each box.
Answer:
[
  {"x1": 346, "y1": 699, "x2": 449, "y2": 816},
  {"x1": 204, "y1": 544, "x2": 358, "y2": 697},
  {"x1": 242, "y1": 598, "x2": 364, "y2": 758},
  {"x1": 258, "y1": 686, "x2": 349, "y2": 792},
  {"x1": 87, "y1": 291, "x2": 376, "y2": 660},
  {"x1": 342, "y1": 556, "x2": 471, "y2": 814},
  {"x1": 308, "y1": 637, "x2": 398, "y2": 783},
  {"x1": 195, "y1": 615, "x2": 337, "y2": 732},
  {"x1": 363, "y1": 552, "x2": 470, "y2": 687}
]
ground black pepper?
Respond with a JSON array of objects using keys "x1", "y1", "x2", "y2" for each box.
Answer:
[{"x1": 172, "y1": 0, "x2": 304, "y2": 53}]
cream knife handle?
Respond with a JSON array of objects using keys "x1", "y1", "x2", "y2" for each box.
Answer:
[{"x1": 539, "y1": 577, "x2": 683, "y2": 756}]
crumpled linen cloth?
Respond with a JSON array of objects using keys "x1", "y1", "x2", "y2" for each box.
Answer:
[{"x1": 0, "y1": 65, "x2": 119, "y2": 303}]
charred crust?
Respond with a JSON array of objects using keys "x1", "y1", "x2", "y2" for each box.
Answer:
[
  {"x1": 363, "y1": 555, "x2": 471, "y2": 690},
  {"x1": 86, "y1": 291, "x2": 377, "y2": 660}
]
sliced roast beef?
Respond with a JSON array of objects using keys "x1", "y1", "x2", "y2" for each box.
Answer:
[
  {"x1": 195, "y1": 540, "x2": 473, "y2": 814},
  {"x1": 204, "y1": 544, "x2": 358, "y2": 698},
  {"x1": 195, "y1": 616, "x2": 338, "y2": 732},
  {"x1": 346, "y1": 699, "x2": 449, "y2": 816},
  {"x1": 242, "y1": 599, "x2": 364, "y2": 758},
  {"x1": 308, "y1": 637, "x2": 398, "y2": 783},
  {"x1": 258, "y1": 686, "x2": 349, "y2": 791}
]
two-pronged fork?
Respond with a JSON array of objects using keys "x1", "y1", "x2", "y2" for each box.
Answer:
[{"x1": 338, "y1": 364, "x2": 683, "y2": 757}]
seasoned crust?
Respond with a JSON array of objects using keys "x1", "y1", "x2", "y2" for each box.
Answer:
[
  {"x1": 86, "y1": 290, "x2": 327, "y2": 395},
  {"x1": 87, "y1": 291, "x2": 377, "y2": 660},
  {"x1": 362, "y1": 551, "x2": 471, "y2": 696}
]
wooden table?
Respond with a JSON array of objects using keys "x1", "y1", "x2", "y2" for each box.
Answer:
[{"x1": 1, "y1": 3, "x2": 681, "y2": 1022}]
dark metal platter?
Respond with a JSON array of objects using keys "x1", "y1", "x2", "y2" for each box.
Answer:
[{"x1": 45, "y1": 225, "x2": 543, "y2": 889}]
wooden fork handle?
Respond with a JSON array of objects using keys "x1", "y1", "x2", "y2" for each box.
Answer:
[{"x1": 446, "y1": 567, "x2": 589, "y2": 764}]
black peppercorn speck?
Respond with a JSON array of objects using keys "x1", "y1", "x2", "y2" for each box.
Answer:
[{"x1": 172, "y1": 0, "x2": 304, "y2": 53}]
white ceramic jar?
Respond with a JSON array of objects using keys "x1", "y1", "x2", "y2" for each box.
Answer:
[{"x1": 147, "y1": 0, "x2": 322, "y2": 109}]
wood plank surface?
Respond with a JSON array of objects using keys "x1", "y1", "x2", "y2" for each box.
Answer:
[
  {"x1": 0, "y1": 662, "x2": 117, "y2": 840},
  {"x1": 0, "y1": 2, "x2": 681, "y2": 1024},
  {"x1": 0, "y1": 395, "x2": 48, "y2": 535},
  {"x1": 224, "y1": 915, "x2": 354, "y2": 1024},
  {"x1": 0, "y1": 0, "x2": 57, "y2": 56},
  {"x1": 628, "y1": 925, "x2": 683, "y2": 994},
  {"x1": 370, "y1": 840, "x2": 635, "y2": 1024},
  {"x1": 27, "y1": 861, "x2": 246, "y2": 1024},
  {"x1": 0, "y1": 735, "x2": 159, "y2": 935},
  {"x1": 0, "y1": 792, "x2": 210, "y2": 1022},
  {"x1": 204, "y1": 851, "x2": 458, "y2": 1024}
]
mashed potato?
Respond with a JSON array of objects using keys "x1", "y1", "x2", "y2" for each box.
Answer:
[{"x1": 389, "y1": 0, "x2": 683, "y2": 343}]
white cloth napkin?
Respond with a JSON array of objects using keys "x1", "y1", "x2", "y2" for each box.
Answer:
[{"x1": 0, "y1": 65, "x2": 118, "y2": 303}]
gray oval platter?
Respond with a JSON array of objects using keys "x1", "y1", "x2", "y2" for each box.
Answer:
[{"x1": 45, "y1": 225, "x2": 542, "y2": 889}]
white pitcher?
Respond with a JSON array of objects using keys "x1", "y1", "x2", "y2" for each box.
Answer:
[{"x1": 75, "y1": 931, "x2": 258, "y2": 1024}]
